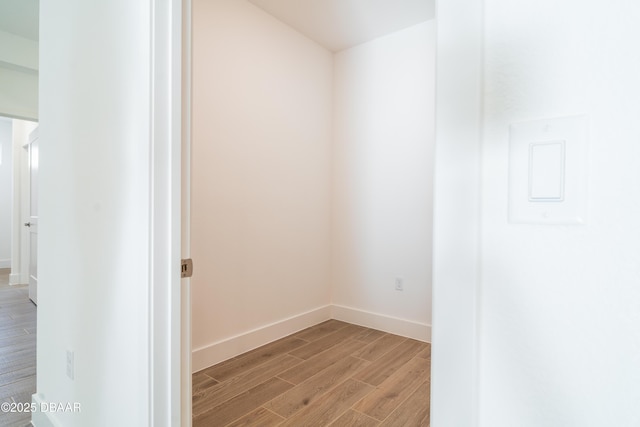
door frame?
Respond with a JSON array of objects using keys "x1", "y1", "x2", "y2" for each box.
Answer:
[
  {"x1": 174, "y1": 0, "x2": 483, "y2": 425},
  {"x1": 149, "y1": 0, "x2": 191, "y2": 424},
  {"x1": 9, "y1": 119, "x2": 37, "y2": 286},
  {"x1": 431, "y1": 0, "x2": 483, "y2": 425},
  {"x1": 26, "y1": 126, "x2": 38, "y2": 303},
  {"x1": 180, "y1": 0, "x2": 193, "y2": 425}
]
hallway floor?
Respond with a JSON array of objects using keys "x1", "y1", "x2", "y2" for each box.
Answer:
[
  {"x1": 193, "y1": 320, "x2": 430, "y2": 426},
  {"x1": 0, "y1": 268, "x2": 36, "y2": 427}
]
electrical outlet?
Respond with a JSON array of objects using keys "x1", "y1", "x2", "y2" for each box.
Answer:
[
  {"x1": 395, "y1": 277, "x2": 404, "y2": 291},
  {"x1": 66, "y1": 350, "x2": 74, "y2": 380}
]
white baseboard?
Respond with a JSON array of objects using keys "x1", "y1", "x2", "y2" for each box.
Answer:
[
  {"x1": 192, "y1": 305, "x2": 332, "y2": 373},
  {"x1": 192, "y1": 304, "x2": 431, "y2": 373},
  {"x1": 9, "y1": 273, "x2": 27, "y2": 285},
  {"x1": 331, "y1": 304, "x2": 431, "y2": 343},
  {"x1": 0, "y1": 259, "x2": 10, "y2": 269},
  {"x1": 31, "y1": 393, "x2": 62, "y2": 427}
]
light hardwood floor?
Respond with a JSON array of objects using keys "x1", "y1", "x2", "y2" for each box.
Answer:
[
  {"x1": 0, "y1": 268, "x2": 36, "y2": 427},
  {"x1": 193, "y1": 320, "x2": 430, "y2": 426}
]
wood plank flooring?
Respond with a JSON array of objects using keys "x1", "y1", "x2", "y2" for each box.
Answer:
[
  {"x1": 0, "y1": 268, "x2": 36, "y2": 427},
  {"x1": 193, "y1": 320, "x2": 430, "y2": 426}
]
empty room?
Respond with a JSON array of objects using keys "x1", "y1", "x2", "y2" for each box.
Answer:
[
  {"x1": 189, "y1": 0, "x2": 434, "y2": 425},
  {"x1": 23, "y1": 0, "x2": 640, "y2": 425}
]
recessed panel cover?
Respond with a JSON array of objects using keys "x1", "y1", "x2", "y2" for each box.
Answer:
[
  {"x1": 528, "y1": 141, "x2": 565, "y2": 201},
  {"x1": 509, "y1": 116, "x2": 588, "y2": 224}
]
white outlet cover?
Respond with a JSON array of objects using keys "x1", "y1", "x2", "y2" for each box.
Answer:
[{"x1": 508, "y1": 115, "x2": 588, "y2": 224}]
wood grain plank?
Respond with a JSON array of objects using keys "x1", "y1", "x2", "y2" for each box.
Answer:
[
  {"x1": 0, "y1": 357, "x2": 36, "y2": 374},
  {"x1": 0, "y1": 325, "x2": 31, "y2": 340},
  {"x1": 0, "y1": 301, "x2": 33, "y2": 310},
  {"x1": 6, "y1": 311, "x2": 36, "y2": 322},
  {"x1": 0, "y1": 344, "x2": 36, "y2": 363},
  {"x1": 351, "y1": 328, "x2": 386, "y2": 344},
  {"x1": 226, "y1": 407, "x2": 284, "y2": 427},
  {"x1": 278, "y1": 338, "x2": 366, "y2": 385},
  {"x1": 0, "y1": 333, "x2": 37, "y2": 351},
  {"x1": 0, "y1": 364, "x2": 36, "y2": 387},
  {"x1": 193, "y1": 377, "x2": 293, "y2": 427},
  {"x1": 0, "y1": 316, "x2": 35, "y2": 328},
  {"x1": 290, "y1": 320, "x2": 349, "y2": 342},
  {"x1": 379, "y1": 380, "x2": 430, "y2": 427},
  {"x1": 0, "y1": 289, "x2": 29, "y2": 299},
  {"x1": 329, "y1": 409, "x2": 380, "y2": 427},
  {"x1": 416, "y1": 343, "x2": 431, "y2": 360},
  {"x1": 193, "y1": 354, "x2": 301, "y2": 417},
  {"x1": 192, "y1": 371, "x2": 218, "y2": 395},
  {"x1": 0, "y1": 346, "x2": 37, "y2": 365},
  {"x1": 353, "y1": 339, "x2": 424, "y2": 386},
  {"x1": 290, "y1": 324, "x2": 366, "y2": 360},
  {"x1": 266, "y1": 356, "x2": 368, "y2": 418},
  {"x1": 279, "y1": 379, "x2": 373, "y2": 427},
  {"x1": 354, "y1": 356, "x2": 429, "y2": 421},
  {"x1": 200, "y1": 336, "x2": 307, "y2": 382},
  {"x1": 191, "y1": 321, "x2": 431, "y2": 426},
  {"x1": 421, "y1": 412, "x2": 430, "y2": 426},
  {"x1": 1, "y1": 301, "x2": 34, "y2": 312},
  {"x1": 0, "y1": 279, "x2": 36, "y2": 417},
  {"x1": 0, "y1": 376, "x2": 36, "y2": 401},
  {"x1": 352, "y1": 334, "x2": 406, "y2": 362},
  {"x1": 10, "y1": 385, "x2": 36, "y2": 405},
  {"x1": 0, "y1": 409, "x2": 32, "y2": 427}
]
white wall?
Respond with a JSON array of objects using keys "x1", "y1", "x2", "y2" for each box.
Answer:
[
  {"x1": 0, "y1": 30, "x2": 38, "y2": 120},
  {"x1": 191, "y1": 0, "x2": 333, "y2": 369},
  {"x1": 479, "y1": 1, "x2": 640, "y2": 425},
  {"x1": 0, "y1": 118, "x2": 12, "y2": 268},
  {"x1": 332, "y1": 21, "x2": 435, "y2": 341},
  {"x1": 36, "y1": 0, "x2": 159, "y2": 424}
]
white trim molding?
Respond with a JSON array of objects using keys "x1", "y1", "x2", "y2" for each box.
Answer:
[
  {"x1": 192, "y1": 305, "x2": 431, "y2": 373},
  {"x1": 148, "y1": 0, "x2": 183, "y2": 425},
  {"x1": 180, "y1": 0, "x2": 193, "y2": 425},
  {"x1": 9, "y1": 272, "x2": 26, "y2": 285},
  {"x1": 192, "y1": 305, "x2": 332, "y2": 372},
  {"x1": 31, "y1": 393, "x2": 61, "y2": 427},
  {"x1": 331, "y1": 305, "x2": 431, "y2": 342}
]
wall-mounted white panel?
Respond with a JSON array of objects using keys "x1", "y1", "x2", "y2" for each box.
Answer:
[
  {"x1": 509, "y1": 115, "x2": 588, "y2": 224},
  {"x1": 528, "y1": 140, "x2": 565, "y2": 201}
]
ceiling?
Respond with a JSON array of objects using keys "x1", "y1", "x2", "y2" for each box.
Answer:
[
  {"x1": 0, "y1": 0, "x2": 435, "y2": 50},
  {"x1": 0, "y1": 0, "x2": 39, "y2": 40},
  {"x1": 248, "y1": 0, "x2": 435, "y2": 52}
]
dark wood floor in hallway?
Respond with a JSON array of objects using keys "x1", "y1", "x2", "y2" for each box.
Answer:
[
  {"x1": 0, "y1": 268, "x2": 36, "y2": 427},
  {"x1": 193, "y1": 320, "x2": 430, "y2": 426}
]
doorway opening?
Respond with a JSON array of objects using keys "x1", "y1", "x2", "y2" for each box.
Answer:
[
  {"x1": 186, "y1": 0, "x2": 435, "y2": 423},
  {"x1": 0, "y1": 116, "x2": 38, "y2": 427},
  {"x1": 0, "y1": 1, "x2": 40, "y2": 424}
]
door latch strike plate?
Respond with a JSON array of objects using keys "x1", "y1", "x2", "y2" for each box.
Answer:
[{"x1": 181, "y1": 259, "x2": 193, "y2": 278}]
